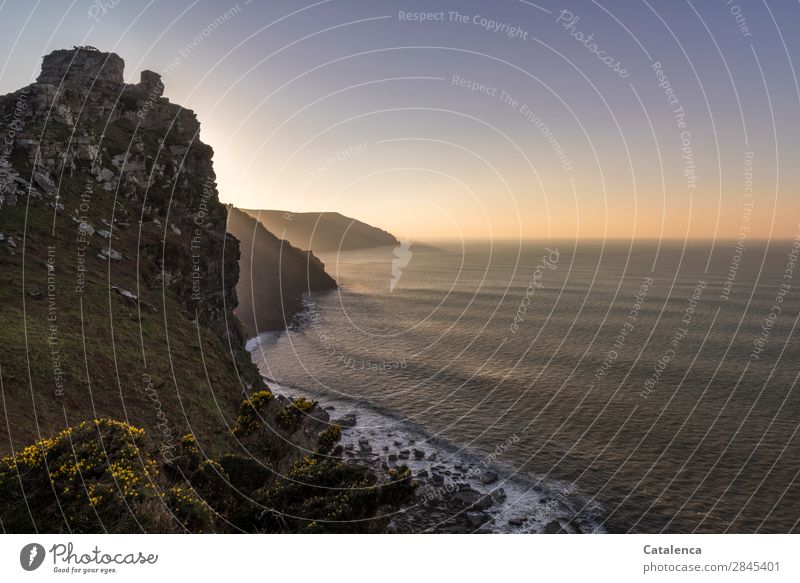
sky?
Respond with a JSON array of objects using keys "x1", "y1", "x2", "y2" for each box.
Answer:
[{"x1": 1, "y1": 0, "x2": 798, "y2": 241}]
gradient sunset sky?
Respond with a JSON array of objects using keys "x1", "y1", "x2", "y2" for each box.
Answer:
[{"x1": 1, "y1": 0, "x2": 798, "y2": 240}]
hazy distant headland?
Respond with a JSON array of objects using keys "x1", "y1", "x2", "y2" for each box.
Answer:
[{"x1": 241, "y1": 209, "x2": 400, "y2": 254}]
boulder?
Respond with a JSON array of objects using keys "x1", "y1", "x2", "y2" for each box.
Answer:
[
  {"x1": 465, "y1": 512, "x2": 488, "y2": 527},
  {"x1": 32, "y1": 171, "x2": 56, "y2": 194},
  {"x1": 490, "y1": 488, "x2": 506, "y2": 504},
  {"x1": 334, "y1": 413, "x2": 356, "y2": 427},
  {"x1": 480, "y1": 470, "x2": 499, "y2": 485},
  {"x1": 97, "y1": 247, "x2": 121, "y2": 260}
]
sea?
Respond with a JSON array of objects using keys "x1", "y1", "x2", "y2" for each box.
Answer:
[{"x1": 247, "y1": 239, "x2": 800, "y2": 533}]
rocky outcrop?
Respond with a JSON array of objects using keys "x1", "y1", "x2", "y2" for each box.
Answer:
[
  {"x1": 227, "y1": 206, "x2": 337, "y2": 336},
  {"x1": 2, "y1": 46, "x2": 246, "y2": 351},
  {"x1": 241, "y1": 209, "x2": 399, "y2": 254},
  {"x1": 36, "y1": 47, "x2": 125, "y2": 86}
]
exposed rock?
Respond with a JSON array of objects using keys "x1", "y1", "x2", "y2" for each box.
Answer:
[
  {"x1": 490, "y1": 488, "x2": 507, "y2": 504},
  {"x1": 413, "y1": 448, "x2": 425, "y2": 460},
  {"x1": 334, "y1": 413, "x2": 357, "y2": 427},
  {"x1": 544, "y1": 520, "x2": 566, "y2": 534},
  {"x1": 465, "y1": 511, "x2": 488, "y2": 527},
  {"x1": 480, "y1": 469, "x2": 499, "y2": 485},
  {"x1": 37, "y1": 47, "x2": 125, "y2": 86},
  {"x1": 97, "y1": 247, "x2": 121, "y2": 261},
  {"x1": 110, "y1": 285, "x2": 137, "y2": 303},
  {"x1": 138, "y1": 70, "x2": 163, "y2": 97},
  {"x1": 33, "y1": 171, "x2": 56, "y2": 194}
]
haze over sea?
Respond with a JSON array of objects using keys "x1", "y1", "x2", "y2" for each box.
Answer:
[{"x1": 250, "y1": 240, "x2": 800, "y2": 533}]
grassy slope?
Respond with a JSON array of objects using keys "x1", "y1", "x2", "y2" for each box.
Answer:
[{"x1": 0, "y1": 171, "x2": 246, "y2": 456}]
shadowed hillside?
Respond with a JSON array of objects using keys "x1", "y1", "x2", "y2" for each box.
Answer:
[{"x1": 227, "y1": 206, "x2": 337, "y2": 337}]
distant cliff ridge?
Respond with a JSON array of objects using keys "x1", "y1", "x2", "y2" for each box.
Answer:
[
  {"x1": 227, "y1": 207, "x2": 336, "y2": 337},
  {"x1": 242, "y1": 209, "x2": 399, "y2": 254}
]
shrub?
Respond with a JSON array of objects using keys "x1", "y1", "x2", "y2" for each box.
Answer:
[
  {"x1": 235, "y1": 390, "x2": 274, "y2": 434},
  {"x1": 316, "y1": 425, "x2": 342, "y2": 455},
  {"x1": 164, "y1": 486, "x2": 213, "y2": 533},
  {"x1": 276, "y1": 397, "x2": 316, "y2": 432},
  {"x1": 254, "y1": 453, "x2": 417, "y2": 533},
  {"x1": 0, "y1": 419, "x2": 169, "y2": 532},
  {"x1": 218, "y1": 453, "x2": 272, "y2": 492},
  {"x1": 190, "y1": 459, "x2": 228, "y2": 502}
]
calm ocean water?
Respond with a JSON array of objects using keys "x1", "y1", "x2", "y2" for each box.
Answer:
[{"x1": 248, "y1": 240, "x2": 800, "y2": 533}]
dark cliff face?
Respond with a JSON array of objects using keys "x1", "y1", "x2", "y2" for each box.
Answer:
[
  {"x1": 0, "y1": 47, "x2": 259, "y2": 450},
  {"x1": 227, "y1": 206, "x2": 337, "y2": 337}
]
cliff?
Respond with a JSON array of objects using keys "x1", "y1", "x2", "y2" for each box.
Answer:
[
  {"x1": 241, "y1": 209, "x2": 399, "y2": 254},
  {"x1": 0, "y1": 46, "x2": 259, "y2": 451},
  {"x1": 0, "y1": 47, "x2": 416, "y2": 533},
  {"x1": 227, "y1": 206, "x2": 336, "y2": 337}
]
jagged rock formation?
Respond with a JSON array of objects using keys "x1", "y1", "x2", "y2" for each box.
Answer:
[
  {"x1": 241, "y1": 209, "x2": 399, "y2": 254},
  {"x1": 36, "y1": 47, "x2": 125, "y2": 86},
  {"x1": 0, "y1": 47, "x2": 259, "y2": 451},
  {"x1": 227, "y1": 206, "x2": 337, "y2": 336}
]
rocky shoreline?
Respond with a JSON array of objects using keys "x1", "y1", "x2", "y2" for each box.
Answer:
[
  {"x1": 330, "y1": 409, "x2": 592, "y2": 534},
  {"x1": 251, "y1": 360, "x2": 603, "y2": 533}
]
